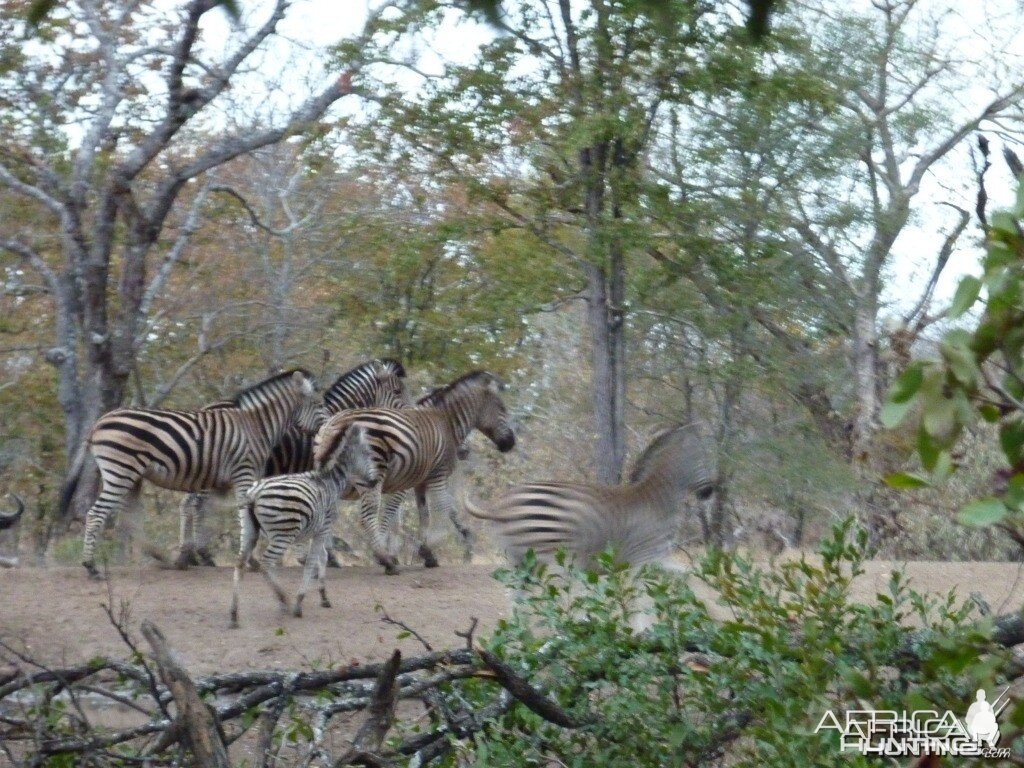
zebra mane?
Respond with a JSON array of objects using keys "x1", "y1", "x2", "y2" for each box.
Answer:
[
  {"x1": 417, "y1": 370, "x2": 503, "y2": 407},
  {"x1": 628, "y1": 422, "x2": 704, "y2": 485},
  {"x1": 324, "y1": 358, "x2": 406, "y2": 401},
  {"x1": 230, "y1": 368, "x2": 314, "y2": 407}
]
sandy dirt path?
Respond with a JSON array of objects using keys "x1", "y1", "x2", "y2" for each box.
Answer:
[{"x1": 2, "y1": 560, "x2": 1024, "y2": 673}]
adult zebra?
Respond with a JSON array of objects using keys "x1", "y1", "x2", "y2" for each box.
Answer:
[
  {"x1": 61, "y1": 369, "x2": 322, "y2": 578},
  {"x1": 231, "y1": 423, "x2": 378, "y2": 627},
  {"x1": 176, "y1": 359, "x2": 409, "y2": 567},
  {"x1": 463, "y1": 422, "x2": 717, "y2": 569},
  {"x1": 313, "y1": 370, "x2": 515, "y2": 574}
]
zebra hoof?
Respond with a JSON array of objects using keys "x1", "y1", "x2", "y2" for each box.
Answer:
[
  {"x1": 418, "y1": 545, "x2": 439, "y2": 568},
  {"x1": 381, "y1": 560, "x2": 400, "y2": 576},
  {"x1": 320, "y1": 597, "x2": 332, "y2": 609},
  {"x1": 197, "y1": 548, "x2": 217, "y2": 567},
  {"x1": 293, "y1": 606, "x2": 303, "y2": 618},
  {"x1": 83, "y1": 562, "x2": 102, "y2": 580}
]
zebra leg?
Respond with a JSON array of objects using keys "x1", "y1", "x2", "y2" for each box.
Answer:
[
  {"x1": 311, "y1": 533, "x2": 332, "y2": 610},
  {"x1": 414, "y1": 487, "x2": 439, "y2": 568},
  {"x1": 229, "y1": 506, "x2": 259, "y2": 629},
  {"x1": 193, "y1": 493, "x2": 217, "y2": 566},
  {"x1": 259, "y1": 537, "x2": 291, "y2": 615},
  {"x1": 380, "y1": 492, "x2": 405, "y2": 562},
  {"x1": 175, "y1": 495, "x2": 200, "y2": 569},
  {"x1": 359, "y1": 483, "x2": 398, "y2": 575},
  {"x1": 448, "y1": 497, "x2": 474, "y2": 563},
  {"x1": 422, "y1": 480, "x2": 459, "y2": 567},
  {"x1": 82, "y1": 478, "x2": 138, "y2": 579},
  {"x1": 294, "y1": 535, "x2": 328, "y2": 618}
]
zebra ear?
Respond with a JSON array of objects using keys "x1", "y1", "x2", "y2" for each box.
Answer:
[
  {"x1": 292, "y1": 370, "x2": 315, "y2": 396},
  {"x1": 487, "y1": 374, "x2": 506, "y2": 393}
]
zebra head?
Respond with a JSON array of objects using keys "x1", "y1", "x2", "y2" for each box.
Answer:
[
  {"x1": 478, "y1": 375, "x2": 516, "y2": 453},
  {"x1": 287, "y1": 369, "x2": 325, "y2": 435},
  {"x1": 417, "y1": 370, "x2": 516, "y2": 452},
  {"x1": 370, "y1": 360, "x2": 413, "y2": 409},
  {"x1": 0, "y1": 494, "x2": 24, "y2": 531},
  {"x1": 629, "y1": 422, "x2": 717, "y2": 499}
]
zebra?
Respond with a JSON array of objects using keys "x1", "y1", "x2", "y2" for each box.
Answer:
[
  {"x1": 230, "y1": 423, "x2": 378, "y2": 628},
  {"x1": 61, "y1": 369, "x2": 323, "y2": 578},
  {"x1": 0, "y1": 495, "x2": 23, "y2": 531},
  {"x1": 313, "y1": 370, "x2": 516, "y2": 575},
  {"x1": 176, "y1": 359, "x2": 409, "y2": 567},
  {"x1": 463, "y1": 423, "x2": 716, "y2": 569}
]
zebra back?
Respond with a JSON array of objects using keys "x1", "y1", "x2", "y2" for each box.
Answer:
[
  {"x1": 266, "y1": 359, "x2": 409, "y2": 476},
  {"x1": 86, "y1": 369, "x2": 319, "y2": 495},
  {"x1": 311, "y1": 370, "x2": 515, "y2": 494}
]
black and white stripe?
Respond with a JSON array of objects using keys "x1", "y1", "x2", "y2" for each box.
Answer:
[
  {"x1": 65, "y1": 369, "x2": 322, "y2": 578},
  {"x1": 313, "y1": 370, "x2": 516, "y2": 574},
  {"x1": 229, "y1": 424, "x2": 377, "y2": 627},
  {"x1": 465, "y1": 422, "x2": 716, "y2": 568},
  {"x1": 177, "y1": 359, "x2": 409, "y2": 565}
]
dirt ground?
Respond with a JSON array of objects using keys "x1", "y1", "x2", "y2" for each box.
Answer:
[{"x1": 3, "y1": 559, "x2": 1024, "y2": 674}]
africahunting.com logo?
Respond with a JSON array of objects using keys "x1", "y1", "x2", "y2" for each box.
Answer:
[{"x1": 815, "y1": 688, "x2": 1011, "y2": 758}]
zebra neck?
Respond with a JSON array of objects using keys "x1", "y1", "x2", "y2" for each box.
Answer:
[
  {"x1": 436, "y1": 399, "x2": 474, "y2": 446},
  {"x1": 626, "y1": 475, "x2": 686, "y2": 516},
  {"x1": 239, "y1": 397, "x2": 294, "y2": 452}
]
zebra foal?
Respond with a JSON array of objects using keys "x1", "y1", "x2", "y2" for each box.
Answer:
[
  {"x1": 464, "y1": 423, "x2": 716, "y2": 570},
  {"x1": 230, "y1": 424, "x2": 377, "y2": 628},
  {"x1": 313, "y1": 370, "x2": 516, "y2": 574},
  {"x1": 177, "y1": 359, "x2": 409, "y2": 567},
  {"x1": 62, "y1": 369, "x2": 323, "y2": 578}
]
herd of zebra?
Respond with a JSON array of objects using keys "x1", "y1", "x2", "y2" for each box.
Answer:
[{"x1": 51, "y1": 358, "x2": 717, "y2": 626}]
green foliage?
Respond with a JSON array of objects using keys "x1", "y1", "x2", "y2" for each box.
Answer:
[
  {"x1": 886, "y1": 184, "x2": 1024, "y2": 522},
  {"x1": 462, "y1": 522, "x2": 1011, "y2": 766}
]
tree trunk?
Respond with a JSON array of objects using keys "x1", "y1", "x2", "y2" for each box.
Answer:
[
  {"x1": 850, "y1": 298, "x2": 879, "y2": 464},
  {"x1": 586, "y1": 261, "x2": 626, "y2": 483}
]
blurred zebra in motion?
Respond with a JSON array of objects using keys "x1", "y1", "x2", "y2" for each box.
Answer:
[
  {"x1": 230, "y1": 424, "x2": 378, "y2": 627},
  {"x1": 314, "y1": 370, "x2": 515, "y2": 574},
  {"x1": 61, "y1": 369, "x2": 322, "y2": 578},
  {"x1": 464, "y1": 423, "x2": 716, "y2": 569},
  {"x1": 177, "y1": 359, "x2": 409, "y2": 567}
]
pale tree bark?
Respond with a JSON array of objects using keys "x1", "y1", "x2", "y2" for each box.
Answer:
[
  {"x1": 0, "y1": 0, "x2": 372, "y2": 519},
  {"x1": 787, "y1": 0, "x2": 1024, "y2": 463}
]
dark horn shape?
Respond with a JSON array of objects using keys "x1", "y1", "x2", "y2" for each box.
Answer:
[{"x1": 0, "y1": 494, "x2": 25, "y2": 530}]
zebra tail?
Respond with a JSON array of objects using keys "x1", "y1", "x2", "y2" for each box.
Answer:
[
  {"x1": 458, "y1": 486, "x2": 499, "y2": 522},
  {"x1": 58, "y1": 442, "x2": 89, "y2": 519}
]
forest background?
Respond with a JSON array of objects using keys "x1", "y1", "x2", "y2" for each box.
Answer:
[{"x1": 2, "y1": 0, "x2": 1024, "y2": 565}]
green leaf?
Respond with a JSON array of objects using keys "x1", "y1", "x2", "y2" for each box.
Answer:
[
  {"x1": 883, "y1": 472, "x2": 930, "y2": 489},
  {"x1": 958, "y1": 498, "x2": 1007, "y2": 527},
  {"x1": 889, "y1": 363, "x2": 925, "y2": 404},
  {"x1": 923, "y1": 396, "x2": 956, "y2": 440},
  {"x1": 1005, "y1": 474, "x2": 1024, "y2": 511},
  {"x1": 947, "y1": 276, "x2": 982, "y2": 318},
  {"x1": 917, "y1": 425, "x2": 941, "y2": 472},
  {"x1": 980, "y1": 404, "x2": 1001, "y2": 423},
  {"x1": 880, "y1": 397, "x2": 913, "y2": 429},
  {"x1": 1000, "y1": 419, "x2": 1024, "y2": 465},
  {"x1": 27, "y1": 0, "x2": 56, "y2": 26}
]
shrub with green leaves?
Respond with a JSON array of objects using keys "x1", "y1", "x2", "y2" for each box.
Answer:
[
  {"x1": 883, "y1": 181, "x2": 1024, "y2": 530},
  {"x1": 458, "y1": 522, "x2": 1014, "y2": 766}
]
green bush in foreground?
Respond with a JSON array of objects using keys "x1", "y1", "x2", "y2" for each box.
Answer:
[{"x1": 458, "y1": 521, "x2": 1017, "y2": 766}]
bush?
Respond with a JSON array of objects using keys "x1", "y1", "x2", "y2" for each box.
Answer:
[{"x1": 463, "y1": 521, "x2": 1015, "y2": 766}]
